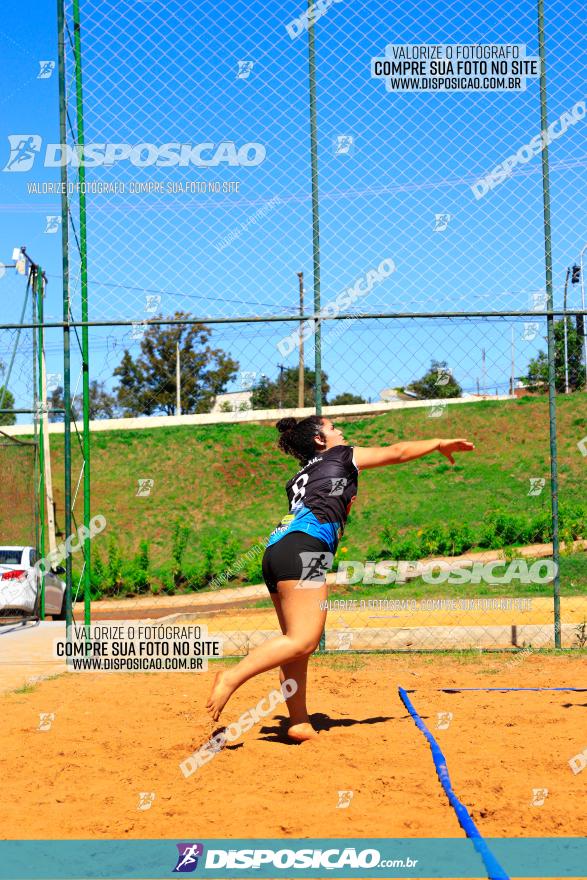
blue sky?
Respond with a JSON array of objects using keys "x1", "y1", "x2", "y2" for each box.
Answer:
[{"x1": 1, "y1": 0, "x2": 586, "y2": 418}]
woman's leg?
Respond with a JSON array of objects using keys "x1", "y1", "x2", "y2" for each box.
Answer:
[
  {"x1": 278, "y1": 657, "x2": 316, "y2": 740},
  {"x1": 271, "y1": 593, "x2": 316, "y2": 740},
  {"x1": 206, "y1": 578, "x2": 327, "y2": 721}
]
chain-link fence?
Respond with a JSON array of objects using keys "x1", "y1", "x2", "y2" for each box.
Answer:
[
  {"x1": 0, "y1": 259, "x2": 47, "y2": 620},
  {"x1": 2, "y1": 0, "x2": 586, "y2": 651},
  {"x1": 0, "y1": 433, "x2": 37, "y2": 546}
]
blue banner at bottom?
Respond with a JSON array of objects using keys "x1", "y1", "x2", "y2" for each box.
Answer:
[{"x1": 0, "y1": 838, "x2": 585, "y2": 879}]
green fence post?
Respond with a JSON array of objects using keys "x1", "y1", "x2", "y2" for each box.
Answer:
[
  {"x1": 36, "y1": 268, "x2": 46, "y2": 620},
  {"x1": 73, "y1": 0, "x2": 91, "y2": 629},
  {"x1": 307, "y1": 2, "x2": 327, "y2": 653},
  {"x1": 537, "y1": 0, "x2": 561, "y2": 648},
  {"x1": 57, "y1": 0, "x2": 73, "y2": 636},
  {"x1": 308, "y1": 0, "x2": 322, "y2": 420}
]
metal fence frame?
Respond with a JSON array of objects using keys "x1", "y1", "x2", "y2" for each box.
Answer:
[{"x1": 3, "y1": 0, "x2": 587, "y2": 649}]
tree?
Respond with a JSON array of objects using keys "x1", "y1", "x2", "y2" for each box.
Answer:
[
  {"x1": 48, "y1": 386, "x2": 80, "y2": 422},
  {"x1": 250, "y1": 366, "x2": 330, "y2": 409},
  {"x1": 88, "y1": 381, "x2": 117, "y2": 419},
  {"x1": 0, "y1": 359, "x2": 15, "y2": 426},
  {"x1": 523, "y1": 319, "x2": 585, "y2": 393},
  {"x1": 48, "y1": 381, "x2": 116, "y2": 422},
  {"x1": 330, "y1": 392, "x2": 366, "y2": 405},
  {"x1": 113, "y1": 313, "x2": 239, "y2": 416},
  {"x1": 406, "y1": 360, "x2": 462, "y2": 399},
  {"x1": 0, "y1": 385, "x2": 16, "y2": 426}
]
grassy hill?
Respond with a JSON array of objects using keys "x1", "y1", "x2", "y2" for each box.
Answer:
[{"x1": 9, "y1": 393, "x2": 587, "y2": 598}]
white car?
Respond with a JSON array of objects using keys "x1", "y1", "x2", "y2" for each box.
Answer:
[{"x1": 0, "y1": 546, "x2": 66, "y2": 620}]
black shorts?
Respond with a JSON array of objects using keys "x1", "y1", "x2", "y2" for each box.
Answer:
[{"x1": 262, "y1": 531, "x2": 333, "y2": 594}]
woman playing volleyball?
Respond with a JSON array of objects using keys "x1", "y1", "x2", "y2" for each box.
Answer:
[{"x1": 206, "y1": 415, "x2": 474, "y2": 740}]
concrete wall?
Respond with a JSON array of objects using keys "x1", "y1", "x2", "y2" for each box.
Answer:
[{"x1": 3, "y1": 394, "x2": 513, "y2": 437}]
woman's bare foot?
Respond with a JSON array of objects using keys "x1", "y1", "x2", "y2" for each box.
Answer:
[
  {"x1": 206, "y1": 670, "x2": 235, "y2": 721},
  {"x1": 287, "y1": 722, "x2": 319, "y2": 742}
]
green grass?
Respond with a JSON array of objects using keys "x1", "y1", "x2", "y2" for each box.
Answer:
[
  {"x1": 12, "y1": 683, "x2": 37, "y2": 695},
  {"x1": 233, "y1": 648, "x2": 585, "y2": 664},
  {"x1": 9, "y1": 673, "x2": 63, "y2": 695},
  {"x1": 8, "y1": 392, "x2": 587, "y2": 597}
]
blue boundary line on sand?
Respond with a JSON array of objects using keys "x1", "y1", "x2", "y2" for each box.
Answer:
[
  {"x1": 438, "y1": 687, "x2": 586, "y2": 692},
  {"x1": 398, "y1": 686, "x2": 510, "y2": 880}
]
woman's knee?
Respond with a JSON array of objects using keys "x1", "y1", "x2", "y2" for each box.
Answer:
[{"x1": 290, "y1": 635, "x2": 319, "y2": 658}]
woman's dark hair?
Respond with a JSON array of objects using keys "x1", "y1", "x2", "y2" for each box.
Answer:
[{"x1": 276, "y1": 415, "x2": 325, "y2": 465}]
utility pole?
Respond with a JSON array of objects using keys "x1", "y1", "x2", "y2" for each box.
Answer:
[
  {"x1": 297, "y1": 271, "x2": 305, "y2": 409},
  {"x1": 510, "y1": 326, "x2": 515, "y2": 396},
  {"x1": 563, "y1": 266, "x2": 570, "y2": 393},
  {"x1": 482, "y1": 348, "x2": 487, "y2": 398},
  {"x1": 175, "y1": 341, "x2": 181, "y2": 415},
  {"x1": 40, "y1": 349, "x2": 57, "y2": 559},
  {"x1": 277, "y1": 363, "x2": 286, "y2": 409}
]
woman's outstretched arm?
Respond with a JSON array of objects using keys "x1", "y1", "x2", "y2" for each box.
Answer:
[{"x1": 353, "y1": 437, "x2": 474, "y2": 469}]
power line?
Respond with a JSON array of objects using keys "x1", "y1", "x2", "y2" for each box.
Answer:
[{"x1": 43, "y1": 273, "x2": 301, "y2": 312}]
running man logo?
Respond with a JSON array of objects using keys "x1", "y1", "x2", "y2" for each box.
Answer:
[
  {"x1": 334, "y1": 135, "x2": 354, "y2": 155},
  {"x1": 240, "y1": 370, "x2": 257, "y2": 390},
  {"x1": 530, "y1": 788, "x2": 548, "y2": 806},
  {"x1": 433, "y1": 213, "x2": 451, "y2": 232},
  {"x1": 436, "y1": 711, "x2": 453, "y2": 730},
  {"x1": 236, "y1": 60, "x2": 254, "y2": 79},
  {"x1": 136, "y1": 479, "x2": 155, "y2": 497},
  {"x1": 522, "y1": 321, "x2": 540, "y2": 341},
  {"x1": 531, "y1": 291, "x2": 548, "y2": 311},
  {"x1": 207, "y1": 731, "x2": 227, "y2": 753},
  {"x1": 3, "y1": 135, "x2": 42, "y2": 172},
  {"x1": 37, "y1": 61, "x2": 55, "y2": 79},
  {"x1": 131, "y1": 320, "x2": 148, "y2": 340},
  {"x1": 328, "y1": 477, "x2": 348, "y2": 496},
  {"x1": 34, "y1": 401, "x2": 48, "y2": 421},
  {"x1": 173, "y1": 843, "x2": 204, "y2": 873},
  {"x1": 145, "y1": 295, "x2": 161, "y2": 313},
  {"x1": 46, "y1": 372, "x2": 62, "y2": 393},
  {"x1": 528, "y1": 477, "x2": 546, "y2": 497},
  {"x1": 578, "y1": 436, "x2": 587, "y2": 458},
  {"x1": 297, "y1": 550, "x2": 334, "y2": 588},
  {"x1": 38, "y1": 712, "x2": 55, "y2": 731},
  {"x1": 336, "y1": 790, "x2": 354, "y2": 808},
  {"x1": 44, "y1": 216, "x2": 61, "y2": 234},
  {"x1": 427, "y1": 403, "x2": 447, "y2": 418},
  {"x1": 336, "y1": 630, "x2": 353, "y2": 651},
  {"x1": 435, "y1": 366, "x2": 452, "y2": 386},
  {"x1": 137, "y1": 792, "x2": 156, "y2": 811}
]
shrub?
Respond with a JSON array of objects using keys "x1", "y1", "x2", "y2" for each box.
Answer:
[
  {"x1": 244, "y1": 550, "x2": 264, "y2": 585},
  {"x1": 126, "y1": 540, "x2": 150, "y2": 593},
  {"x1": 107, "y1": 536, "x2": 124, "y2": 594},
  {"x1": 172, "y1": 520, "x2": 191, "y2": 587},
  {"x1": 441, "y1": 524, "x2": 475, "y2": 556},
  {"x1": 378, "y1": 504, "x2": 587, "y2": 563},
  {"x1": 218, "y1": 529, "x2": 240, "y2": 571},
  {"x1": 89, "y1": 551, "x2": 105, "y2": 600}
]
